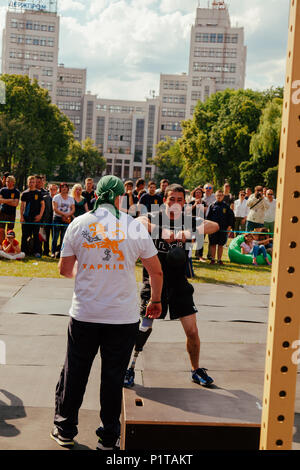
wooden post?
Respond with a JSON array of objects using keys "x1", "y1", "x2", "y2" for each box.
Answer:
[{"x1": 260, "y1": 0, "x2": 300, "y2": 450}]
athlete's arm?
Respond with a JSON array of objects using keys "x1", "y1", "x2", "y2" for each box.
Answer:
[
  {"x1": 59, "y1": 255, "x2": 77, "y2": 278},
  {"x1": 140, "y1": 254, "x2": 163, "y2": 319}
]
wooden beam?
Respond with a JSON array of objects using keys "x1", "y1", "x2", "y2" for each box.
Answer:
[{"x1": 260, "y1": 0, "x2": 300, "y2": 450}]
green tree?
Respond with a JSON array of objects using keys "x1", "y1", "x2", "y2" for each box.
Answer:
[
  {"x1": 151, "y1": 137, "x2": 184, "y2": 186},
  {"x1": 61, "y1": 138, "x2": 106, "y2": 182},
  {"x1": 0, "y1": 74, "x2": 74, "y2": 188},
  {"x1": 180, "y1": 89, "x2": 265, "y2": 193},
  {"x1": 240, "y1": 98, "x2": 282, "y2": 190}
]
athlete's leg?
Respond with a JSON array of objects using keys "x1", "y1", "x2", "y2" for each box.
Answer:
[{"x1": 180, "y1": 313, "x2": 200, "y2": 371}]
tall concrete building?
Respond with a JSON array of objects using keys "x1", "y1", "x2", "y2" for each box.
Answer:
[
  {"x1": 159, "y1": 0, "x2": 247, "y2": 141},
  {"x1": 1, "y1": 1, "x2": 86, "y2": 140}
]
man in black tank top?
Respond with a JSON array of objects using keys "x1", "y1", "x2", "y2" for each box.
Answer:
[{"x1": 124, "y1": 184, "x2": 220, "y2": 388}]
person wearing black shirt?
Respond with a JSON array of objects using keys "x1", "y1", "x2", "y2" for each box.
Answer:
[
  {"x1": 133, "y1": 178, "x2": 145, "y2": 197},
  {"x1": 124, "y1": 184, "x2": 219, "y2": 389},
  {"x1": 139, "y1": 181, "x2": 163, "y2": 214},
  {"x1": 82, "y1": 178, "x2": 96, "y2": 211},
  {"x1": 42, "y1": 184, "x2": 58, "y2": 256},
  {"x1": 155, "y1": 178, "x2": 169, "y2": 199},
  {"x1": 120, "y1": 180, "x2": 138, "y2": 217},
  {"x1": 0, "y1": 175, "x2": 20, "y2": 246},
  {"x1": 206, "y1": 189, "x2": 235, "y2": 265},
  {"x1": 20, "y1": 176, "x2": 45, "y2": 257}
]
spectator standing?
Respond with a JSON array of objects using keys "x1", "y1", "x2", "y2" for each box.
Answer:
[
  {"x1": 82, "y1": 178, "x2": 96, "y2": 211},
  {"x1": 139, "y1": 181, "x2": 163, "y2": 214},
  {"x1": 71, "y1": 184, "x2": 88, "y2": 218},
  {"x1": 223, "y1": 183, "x2": 234, "y2": 209},
  {"x1": 120, "y1": 180, "x2": 138, "y2": 217},
  {"x1": 0, "y1": 175, "x2": 20, "y2": 246},
  {"x1": 42, "y1": 184, "x2": 58, "y2": 257},
  {"x1": 133, "y1": 178, "x2": 145, "y2": 197},
  {"x1": 35, "y1": 175, "x2": 49, "y2": 196},
  {"x1": 51, "y1": 183, "x2": 75, "y2": 258},
  {"x1": 155, "y1": 179, "x2": 169, "y2": 198},
  {"x1": 264, "y1": 190, "x2": 276, "y2": 235},
  {"x1": 20, "y1": 176, "x2": 45, "y2": 258},
  {"x1": 246, "y1": 186, "x2": 270, "y2": 232},
  {"x1": 189, "y1": 187, "x2": 206, "y2": 262},
  {"x1": 245, "y1": 188, "x2": 252, "y2": 200},
  {"x1": 233, "y1": 190, "x2": 249, "y2": 236},
  {"x1": 206, "y1": 189, "x2": 235, "y2": 265},
  {"x1": 50, "y1": 175, "x2": 162, "y2": 450},
  {"x1": 0, "y1": 229, "x2": 25, "y2": 260},
  {"x1": 202, "y1": 183, "x2": 216, "y2": 207}
]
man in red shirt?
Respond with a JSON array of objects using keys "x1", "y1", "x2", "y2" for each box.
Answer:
[{"x1": 0, "y1": 230, "x2": 25, "y2": 260}]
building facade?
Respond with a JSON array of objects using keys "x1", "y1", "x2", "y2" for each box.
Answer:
[{"x1": 1, "y1": 1, "x2": 246, "y2": 180}]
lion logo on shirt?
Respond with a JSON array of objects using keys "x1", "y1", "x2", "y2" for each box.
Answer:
[{"x1": 82, "y1": 223, "x2": 125, "y2": 262}]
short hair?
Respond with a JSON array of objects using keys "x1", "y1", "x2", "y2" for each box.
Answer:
[
  {"x1": 148, "y1": 180, "x2": 156, "y2": 187},
  {"x1": 255, "y1": 185, "x2": 263, "y2": 192},
  {"x1": 191, "y1": 186, "x2": 204, "y2": 199},
  {"x1": 160, "y1": 179, "x2": 169, "y2": 185},
  {"x1": 35, "y1": 175, "x2": 42, "y2": 180},
  {"x1": 124, "y1": 180, "x2": 133, "y2": 187},
  {"x1": 164, "y1": 183, "x2": 185, "y2": 199},
  {"x1": 27, "y1": 175, "x2": 36, "y2": 184},
  {"x1": 6, "y1": 175, "x2": 15, "y2": 183},
  {"x1": 59, "y1": 182, "x2": 69, "y2": 192},
  {"x1": 216, "y1": 189, "x2": 224, "y2": 194},
  {"x1": 136, "y1": 178, "x2": 145, "y2": 187},
  {"x1": 85, "y1": 177, "x2": 93, "y2": 183},
  {"x1": 3, "y1": 172, "x2": 10, "y2": 178}
]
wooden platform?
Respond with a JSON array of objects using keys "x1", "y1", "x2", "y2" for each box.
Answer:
[{"x1": 121, "y1": 370, "x2": 262, "y2": 450}]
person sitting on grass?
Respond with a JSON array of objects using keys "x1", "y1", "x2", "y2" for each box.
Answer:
[
  {"x1": 240, "y1": 233, "x2": 271, "y2": 266},
  {"x1": 0, "y1": 230, "x2": 25, "y2": 260}
]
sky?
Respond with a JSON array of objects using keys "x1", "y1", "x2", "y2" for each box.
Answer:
[{"x1": 0, "y1": 0, "x2": 291, "y2": 101}]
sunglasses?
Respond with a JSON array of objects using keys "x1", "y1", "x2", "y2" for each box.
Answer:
[{"x1": 205, "y1": 186, "x2": 212, "y2": 190}]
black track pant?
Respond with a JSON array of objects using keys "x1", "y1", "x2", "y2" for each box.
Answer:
[{"x1": 54, "y1": 317, "x2": 139, "y2": 440}]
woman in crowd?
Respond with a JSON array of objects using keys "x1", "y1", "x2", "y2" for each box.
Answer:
[
  {"x1": 71, "y1": 184, "x2": 88, "y2": 218},
  {"x1": 51, "y1": 183, "x2": 75, "y2": 258}
]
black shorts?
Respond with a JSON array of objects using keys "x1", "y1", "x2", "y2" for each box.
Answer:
[
  {"x1": 209, "y1": 231, "x2": 228, "y2": 246},
  {"x1": 140, "y1": 280, "x2": 198, "y2": 320},
  {"x1": 0, "y1": 212, "x2": 15, "y2": 230}
]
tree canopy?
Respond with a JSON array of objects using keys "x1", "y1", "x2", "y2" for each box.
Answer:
[{"x1": 0, "y1": 74, "x2": 74, "y2": 188}]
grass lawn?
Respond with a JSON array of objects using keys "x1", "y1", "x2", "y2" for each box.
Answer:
[{"x1": 0, "y1": 218, "x2": 272, "y2": 286}]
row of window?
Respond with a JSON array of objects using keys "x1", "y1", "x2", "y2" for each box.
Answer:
[
  {"x1": 57, "y1": 88, "x2": 83, "y2": 97},
  {"x1": 162, "y1": 95, "x2": 186, "y2": 104},
  {"x1": 163, "y1": 81, "x2": 188, "y2": 91},
  {"x1": 160, "y1": 135, "x2": 179, "y2": 142},
  {"x1": 193, "y1": 62, "x2": 236, "y2": 73},
  {"x1": 8, "y1": 63, "x2": 53, "y2": 76},
  {"x1": 9, "y1": 49, "x2": 54, "y2": 62},
  {"x1": 194, "y1": 48, "x2": 237, "y2": 58},
  {"x1": 161, "y1": 108, "x2": 186, "y2": 118},
  {"x1": 58, "y1": 75, "x2": 84, "y2": 84},
  {"x1": 96, "y1": 104, "x2": 144, "y2": 113},
  {"x1": 108, "y1": 118, "x2": 132, "y2": 130},
  {"x1": 161, "y1": 122, "x2": 182, "y2": 131},
  {"x1": 11, "y1": 19, "x2": 55, "y2": 32},
  {"x1": 69, "y1": 116, "x2": 81, "y2": 125},
  {"x1": 10, "y1": 34, "x2": 55, "y2": 47},
  {"x1": 195, "y1": 33, "x2": 239, "y2": 44},
  {"x1": 57, "y1": 101, "x2": 81, "y2": 111}
]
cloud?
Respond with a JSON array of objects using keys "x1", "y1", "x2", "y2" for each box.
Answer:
[{"x1": 58, "y1": 0, "x2": 85, "y2": 12}]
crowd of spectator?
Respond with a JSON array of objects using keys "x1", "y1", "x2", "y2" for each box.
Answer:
[{"x1": 0, "y1": 172, "x2": 276, "y2": 267}]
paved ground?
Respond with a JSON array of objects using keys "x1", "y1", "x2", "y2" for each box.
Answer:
[{"x1": 0, "y1": 276, "x2": 299, "y2": 450}]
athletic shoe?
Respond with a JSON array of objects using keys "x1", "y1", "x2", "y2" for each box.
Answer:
[
  {"x1": 210, "y1": 259, "x2": 215, "y2": 265},
  {"x1": 50, "y1": 426, "x2": 74, "y2": 447},
  {"x1": 96, "y1": 427, "x2": 120, "y2": 451},
  {"x1": 34, "y1": 253, "x2": 41, "y2": 258},
  {"x1": 217, "y1": 260, "x2": 224, "y2": 265},
  {"x1": 192, "y1": 368, "x2": 214, "y2": 387},
  {"x1": 123, "y1": 367, "x2": 135, "y2": 388}
]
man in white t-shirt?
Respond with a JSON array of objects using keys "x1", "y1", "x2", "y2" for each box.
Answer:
[
  {"x1": 50, "y1": 176, "x2": 163, "y2": 450},
  {"x1": 264, "y1": 189, "x2": 276, "y2": 234}
]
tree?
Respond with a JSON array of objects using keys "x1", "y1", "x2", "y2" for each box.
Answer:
[
  {"x1": 151, "y1": 137, "x2": 184, "y2": 186},
  {"x1": 240, "y1": 98, "x2": 282, "y2": 190},
  {"x1": 60, "y1": 138, "x2": 106, "y2": 182},
  {"x1": 0, "y1": 74, "x2": 74, "y2": 188},
  {"x1": 179, "y1": 88, "x2": 277, "y2": 193}
]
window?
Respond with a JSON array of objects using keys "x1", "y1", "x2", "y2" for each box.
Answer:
[
  {"x1": 26, "y1": 22, "x2": 33, "y2": 30},
  {"x1": 217, "y1": 34, "x2": 224, "y2": 43}
]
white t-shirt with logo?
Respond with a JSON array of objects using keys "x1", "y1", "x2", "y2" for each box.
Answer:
[
  {"x1": 53, "y1": 194, "x2": 75, "y2": 216},
  {"x1": 61, "y1": 208, "x2": 158, "y2": 324}
]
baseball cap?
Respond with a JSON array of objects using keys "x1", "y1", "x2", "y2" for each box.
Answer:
[{"x1": 7, "y1": 230, "x2": 15, "y2": 237}]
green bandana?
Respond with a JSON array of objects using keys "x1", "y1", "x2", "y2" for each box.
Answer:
[{"x1": 91, "y1": 175, "x2": 124, "y2": 219}]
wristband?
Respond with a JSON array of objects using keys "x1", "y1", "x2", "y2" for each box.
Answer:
[{"x1": 149, "y1": 300, "x2": 161, "y2": 304}]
